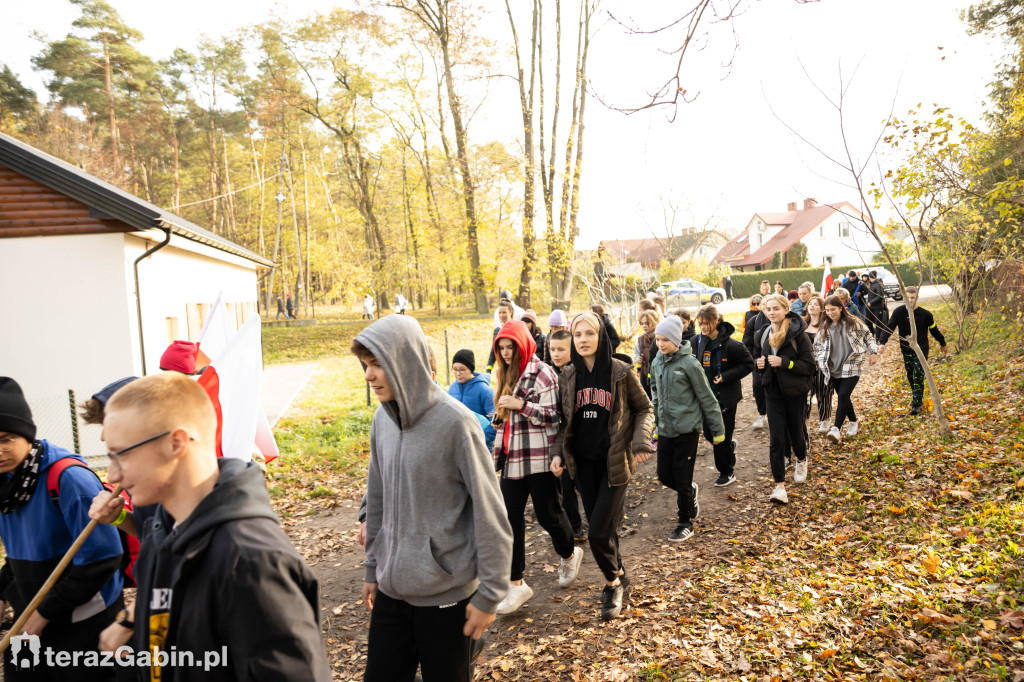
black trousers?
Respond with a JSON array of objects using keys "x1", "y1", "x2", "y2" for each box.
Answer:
[
  {"x1": 656, "y1": 431, "x2": 699, "y2": 526},
  {"x1": 867, "y1": 306, "x2": 887, "y2": 341},
  {"x1": 751, "y1": 371, "x2": 767, "y2": 416},
  {"x1": 364, "y1": 591, "x2": 473, "y2": 682},
  {"x1": 766, "y1": 387, "x2": 808, "y2": 483},
  {"x1": 902, "y1": 350, "x2": 927, "y2": 407},
  {"x1": 560, "y1": 471, "x2": 582, "y2": 533},
  {"x1": 702, "y1": 404, "x2": 737, "y2": 476},
  {"x1": 500, "y1": 473, "x2": 575, "y2": 581},
  {"x1": 831, "y1": 375, "x2": 860, "y2": 428},
  {"x1": 573, "y1": 458, "x2": 628, "y2": 582},
  {"x1": 4, "y1": 600, "x2": 121, "y2": 682}
]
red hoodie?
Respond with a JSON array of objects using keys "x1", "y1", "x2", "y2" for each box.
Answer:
[
  {"x1": 493, "y1": 320, "x2": 536, "y2": 375},
  {"x1": 494, "y1": 320, "x2": 537, "y2": 452}
]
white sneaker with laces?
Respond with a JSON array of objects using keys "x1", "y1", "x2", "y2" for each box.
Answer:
[
  {"x1": 818, "y1": 419, "x2": 830, "y2": 434},
  {"x1": 794, "y1": 459, "x2": 808, "y2": 484},
  {"x1": 826, "y1": 426, "x2": 841, "y2": 443},
  {"x1": 770, "y1": 484, "x2": 789, "y2": 505},
  {"x1": 752, "y1": 415, "x2": 766, "y2": 430},
  {"x1": 557, "y1": 547, "x2": 584, "y2": 588},
  {"x1": 496, "y1": 581, "x2": 534, "y2": 615},
  {"x1": 846, "y1": 421, "x2": 860, "y2": 437}
]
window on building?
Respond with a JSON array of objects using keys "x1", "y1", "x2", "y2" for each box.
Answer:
[
  {"x1": 824, "y1": 255, "x2": 834, "y2": 265},
  {"x1": 819, "y1": 224, "x2": 826, "y2": 237},
  {"x1": 166, "y1": 317, "x2": 180, "y2": 343},
  {"x1": 839, "y1": 222, "x2": 851, "y2": 238}
]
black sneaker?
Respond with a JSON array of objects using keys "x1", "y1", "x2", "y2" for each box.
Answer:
[
  {"x1": 714, "y1": 473, "x2": 736, "y2": 487},
  {"x1": 690, "y1": 482, "x2": 700, "y2": 520},
  {"x1": 668, "y1": 525, "x2": 693, "y2": 542},
  {"x1": 600, "y1": 582, "x2": 624, "y2": 621},
  {"x1": 785, "y1": 457, "x2": 793, "y2": 469},
  {"x1": 910, "y1": 405, "x2": 922, "y2": 415},
  {"x1": 572, "y1": 527, "x2": 586, "y2": 543}
]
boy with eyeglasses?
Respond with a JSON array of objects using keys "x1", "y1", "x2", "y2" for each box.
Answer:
[
  {"x1": 0, "y1": 377, "x2": 124, "y2": 680},
  {"x1": 95, "y1": 372, "x2": 330, "y2": 681}
]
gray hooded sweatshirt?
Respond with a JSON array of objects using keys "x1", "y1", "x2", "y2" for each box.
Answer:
[{"x1": 357, "y1": 315, "x2": 513, "y2": 613}]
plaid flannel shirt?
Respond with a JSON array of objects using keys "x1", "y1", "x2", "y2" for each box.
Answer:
[
  {"x1": 813, "y1": 324, "x2": 879, "y2": 381},
  {"x1": 494, "y1": 356, "x2": 561, "y2": 480}
]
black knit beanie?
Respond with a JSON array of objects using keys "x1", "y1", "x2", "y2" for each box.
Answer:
[
  {"x1": 452, "y1": 349, "x2": 476, "y2": 373},
  {"x1": 0, "y1": 377, "x2": 36, "y2": 442}
]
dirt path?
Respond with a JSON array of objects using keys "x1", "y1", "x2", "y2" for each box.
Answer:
[{"x1": 287, "y1": 373, "x2": 840, "y2": 680}]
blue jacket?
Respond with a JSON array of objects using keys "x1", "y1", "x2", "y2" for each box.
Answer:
[
  {"x1": 0, "y1": 440, "x2": 123, "y2": 623},
  {"x1": 448, "y1": 372, "x2": 497, "y2": 449}
]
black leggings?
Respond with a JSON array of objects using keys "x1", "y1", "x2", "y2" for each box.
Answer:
[
  {"x1": 830, "y1": 375, "x2": 860, "y2": 428},
  {"x1": 766, "y1": 387, "x2": 808, "y2": 483},
  {"x1": 560, "y1": 470, "x2": 582, "y2": 532},
  {"x1": 573, "y1": 458, "x2": 628, "y2": 582},
  {"x1": 500, "y1": 473, "x2": 576, "y2": 582}
]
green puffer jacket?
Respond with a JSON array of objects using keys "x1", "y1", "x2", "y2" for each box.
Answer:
[
  {"x1": 649, "y1": 342, "x2": 724, "y2": 438},
  {"x1": 551, "y1": 356, "x2": 654, "y2": 486}
]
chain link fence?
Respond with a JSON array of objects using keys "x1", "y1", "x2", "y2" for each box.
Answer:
[{"x1": 26, "y1": 389, "x2": 105, "y2": 468}]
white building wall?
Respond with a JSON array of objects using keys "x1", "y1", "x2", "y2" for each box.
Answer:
[
  {"x1": 124, "y1": 232, "x2": 261, "y2": 377},
  {"x1": 0, "y1": 233, "x2": 136, "y2": 456},
  {"x1": 802, "y1": 210, "x2": 881, "y2": 267}
]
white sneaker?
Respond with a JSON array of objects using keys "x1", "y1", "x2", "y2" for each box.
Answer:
[
  {"x1": 496, "y1": 581, "x2": 534, "y2": 615},
  {"x1": 557, "y1": 547, "x2": 584, "y2": 588},
  {"x1": 794, "y1": 459, "x2": 808, "y2": 484},
  {"x1": 770, "y1": 484, "x2": 789, "y2": 505},
  {"x1": 818, "y1": 419, "x2": 830, "y2": 434},
  {"x1": 752, "y1": 415, "x2": 766, "y2": 430},
  {"x1": 826, "y1": 426, "x2": 841, "y2": 443},
  {"x1": 846, "y1": 421, "x2": 860, "y2": 437}
]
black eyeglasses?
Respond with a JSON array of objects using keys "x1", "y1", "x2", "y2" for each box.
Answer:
[{"x1": 107, "y1": 430, "x2": 192, "y2": 465}]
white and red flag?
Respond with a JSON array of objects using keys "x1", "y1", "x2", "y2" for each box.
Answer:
[
  {"x1": 197, "y1": 305, "x2": 279, "y2": 463},
  {"x1": 821, "y1": 261, "x2": 833, "y2": 295}
]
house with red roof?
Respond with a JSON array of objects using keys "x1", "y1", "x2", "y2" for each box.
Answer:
[
  {"x1": 598, "y1": 230, "x2": 731, "y2": 278},
  {"x1": 713, "y1": 198, "x2": 881, "y2": 272}
]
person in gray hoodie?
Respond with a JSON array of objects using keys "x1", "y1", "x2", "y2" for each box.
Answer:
[
  {"x1": 353, "y1": 315, "x2": 513, "y2": 682},
  {"x1": 649, "y1": 316, "x2": 725, "y2": 543}
]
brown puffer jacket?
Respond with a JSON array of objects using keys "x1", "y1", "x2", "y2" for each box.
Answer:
[{"x1": 551, "y1": 356, "x2": 655, "y2": 485}]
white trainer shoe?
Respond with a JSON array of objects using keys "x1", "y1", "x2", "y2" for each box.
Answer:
[
  {"x1": 770, "y1": 484, "x2": 789, "y2": 505},
  {"x1": 496, "y1": 581, "x2": 534, "y2": 615},
  {"x1": 846, "y1": 421, "x2": 860, "y2": 437},
  {"x1": 752, "y1": 415, "x2": 767, "y2": 430},
  {"x1": 826, "y1": 426, "x2": 841, "y2": 443},
  {"x1": 557, "y1": 547, "x2": 584, "y2": 588},
  {"x1": 818, "y1": 419, "x2": 831, "y2": 434},
  {"x1": 794, "y1": 459, "x2": 808, "y2": 484}
]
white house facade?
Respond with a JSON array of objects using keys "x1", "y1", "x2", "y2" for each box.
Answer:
[{"x1": 715, "y1": 199, "x2": 881, "y2": 272}]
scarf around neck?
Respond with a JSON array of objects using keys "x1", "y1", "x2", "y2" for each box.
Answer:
[{"x1": 0, "y1": 441, "x2": 43, "y2": 514}]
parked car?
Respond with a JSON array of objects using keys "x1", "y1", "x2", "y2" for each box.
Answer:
[
  {"x1": 872, "y1": 267, "x2": 903, "y2": 300},
  {"x1": 658, "y1": 278, "x2": 727, "y2": 305}
]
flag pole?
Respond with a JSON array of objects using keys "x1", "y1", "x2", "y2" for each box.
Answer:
[{"x1": 0, "y1": 485, "x2": 124, "y2": 654}]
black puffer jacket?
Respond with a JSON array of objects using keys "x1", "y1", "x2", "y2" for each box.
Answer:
[
  {"x1": 132, "y1": 459, "x2": 330, "y2": 681},
  {"x1": 743, "y1": 310, "x2": 769, "y2": 358},
  {"x1": 690, "y1": 320, "x2": 755, "y2": 408},
  {"x1": 755, "y1": 312, "x2": 815, "y2": 397}
]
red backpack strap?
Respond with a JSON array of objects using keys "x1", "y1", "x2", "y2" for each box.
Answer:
[{"x1": 46, "y1": 457, "x2": 87, "y2": 506}]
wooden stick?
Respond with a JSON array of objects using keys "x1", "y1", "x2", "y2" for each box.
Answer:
[{"x1": 0, "y1": 484, "x2": 124, "y2": 654}]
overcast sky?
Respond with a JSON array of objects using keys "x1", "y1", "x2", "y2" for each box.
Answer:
[{"x1": 0, "y1": 0, "x2": 1009, "y2": 249}]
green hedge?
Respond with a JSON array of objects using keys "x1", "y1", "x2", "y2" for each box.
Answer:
[{"x1": 729, "y1": 262, "x2": 926, "y2": 299}]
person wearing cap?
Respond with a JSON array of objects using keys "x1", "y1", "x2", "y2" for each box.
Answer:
[
  {"x1": 541, "y1": 309, "x2": 569, "y2": 366},
  {"x1": 520, "y1": 310, "x2": 545, "y2": 355},
  {"x1": 649, "y1": 316, "x2": 725, "y2": 542},
  {"x1": 448, "y1": 349, "x2": 497, "y2": 451},
  {"x1": 0, "y1": 377, "x2": 125, "y2": 680}
]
